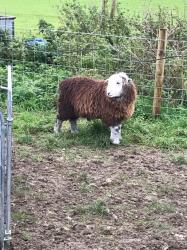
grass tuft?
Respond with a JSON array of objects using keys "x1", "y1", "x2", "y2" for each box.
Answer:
[
  {"x1": 171, "y1": 155, "x2": 187, "y2": 165},
  {"x1": 16, "y1": 134, "x2": 33, "y2": 145},
  {"x1": 73, "y1": 199, "x2": 108, "y2": 216},
  {"x1": 12, "y1": 211, "x2": 36, "y2": 224},
  {"x1": 147, "y1": 201, "x2": 176, "y2": 214},
  {"x1": 137, "y1": 219, "x2": 171, "y2": 231},
  {"x1": 88, "y1": 200, "x2": 108, "y2": 215},
  {"x1": 21, "y1": 231, "x2": 32, "y2": 241}
]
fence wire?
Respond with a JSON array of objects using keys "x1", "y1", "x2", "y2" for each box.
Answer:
[{"x1": 0, "y1": 31, "x2": 187, "y2": 117}]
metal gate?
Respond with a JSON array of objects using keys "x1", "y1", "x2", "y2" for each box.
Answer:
[{"x1": 0, "y1": 66, "x2": 13, "y2": 250}]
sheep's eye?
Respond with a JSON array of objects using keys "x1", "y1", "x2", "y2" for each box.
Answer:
[{"x1": 116, "y1": 82, "x2": 120, "y2": 85}]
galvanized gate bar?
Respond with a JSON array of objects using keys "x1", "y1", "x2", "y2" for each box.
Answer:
[
  {"x1": 0, "y1": 112, "x2": 5, "y2": 250},
  {"x1": 0, "y1": 65, "x2": 13, "y2": 250},
  {"x1": 5, "y1": 65, "x2": 13, "y2": 242}
]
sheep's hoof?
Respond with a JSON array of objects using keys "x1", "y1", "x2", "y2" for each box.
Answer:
[
  {"x1": 54, "y1": 127, "x2": 60, "y2": 134},
  {"x1": 70, "y1": 129, "x2": 79, "y2": 134},
  {"x1": 54, "y1": 119, "x2": 62, "y2": 134},
  {"x1": 110, "y1": 138, "x2": 120, "y2": 145}
]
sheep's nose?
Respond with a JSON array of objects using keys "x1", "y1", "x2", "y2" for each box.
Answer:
[{"x1": 128, "y1": 78, "x2": 132, "y2": 83}]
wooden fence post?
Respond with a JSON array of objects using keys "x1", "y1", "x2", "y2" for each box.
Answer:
[
  {"x1": 110, "y1": 0, "x2": 117, "y2": 19},
  {"x1": 101, "y1": 0, "x2": 109, "y2": 29},
  {"x1": 152, "y1": 28, "x2": 168, "y2": 116},
  {"x1": 101, "y1": 0, "x2": 108, "y2": 16}
]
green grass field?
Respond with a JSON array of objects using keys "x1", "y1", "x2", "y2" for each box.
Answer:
[{"x1": 0, "y1": 0, "x2": 185, "y2": 34}]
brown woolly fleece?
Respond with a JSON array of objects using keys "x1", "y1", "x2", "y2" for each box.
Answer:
[{"x1": 57, "y1": 76, "x2": 137, "y2": 126}]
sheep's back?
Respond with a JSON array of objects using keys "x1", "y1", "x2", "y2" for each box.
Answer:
[{"x1": 59, "y1": 77, "x2": 105, "y2": 118}]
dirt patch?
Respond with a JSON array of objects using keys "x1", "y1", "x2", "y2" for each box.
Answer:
[{"x1": 11, "y1": 145, "x2": 187, "y2": 250}]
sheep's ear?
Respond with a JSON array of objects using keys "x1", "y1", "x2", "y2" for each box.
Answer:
[
  {"x1": 128, "y1": 78, "x2": 132, "y2": 83},
  {"x1": 121, "y1": 76, "x2": 127, "y2": 84}
]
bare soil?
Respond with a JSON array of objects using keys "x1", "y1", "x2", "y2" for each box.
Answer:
[{"x1": 11, "y1": 145, "x2": 187, "y2": 250}]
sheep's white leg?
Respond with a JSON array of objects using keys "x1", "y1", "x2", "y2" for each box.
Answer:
[
  {"x1": 110, "y1": 124, "x2": 122, "y2": 145},
  {"x1": 70, "y1": 120, "x2": 78, "y2": 133},
  {"x1": 54, "y1": 118, "x2": 62, "y2": 134},
  {"x1": 118, "y1": 124, "x2": 122, "y2": 140}
]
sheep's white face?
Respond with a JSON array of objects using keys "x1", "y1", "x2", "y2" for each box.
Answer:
[{"x1": 106, "y1": 72, "x2": 131, "y2": 98}]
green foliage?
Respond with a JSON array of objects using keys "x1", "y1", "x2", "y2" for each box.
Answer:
[
  {"x1": 38, "y1": 19, "x2": 54, "y2": 34},
  {"x1": 0, "y1": 29, "x2": 14, "y2": 65},
  {"x1": 11, "y1": 64, "x2": 71, "y2": 110},
  {"x1": 57, "y1": 0, "x2": 131, "y2": 35},
  {"x1": 0, "y1": 66, "x2": 7, "y2": 104},
  {"x1": 0, "y1": 27, "x2": 57, "y2": 66}
]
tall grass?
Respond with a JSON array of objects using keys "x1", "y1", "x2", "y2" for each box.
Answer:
[{"x1": 13, "y1": 108, "x2": 187, "y2": 150}]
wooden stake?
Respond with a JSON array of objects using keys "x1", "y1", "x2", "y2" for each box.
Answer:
[
  {"x1": 153, "y1": 28, "x2": 168, "y2": 116},
  {"x1": 110, "y1": 0, "x2": 117, "y2": 19},
  {"x1": 101, "y1": 0, "x2": 108, "y2": 29},
  {"x1": 101, "y1": 0, "x2": 108, "y2": 16}
]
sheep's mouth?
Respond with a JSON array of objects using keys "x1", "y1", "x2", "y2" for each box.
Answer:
[
  {"x1": 111, "y1": 94, "x2": 124, "y2": 100},
  {"x1": 106, "y1": 91, "x2": 124, "y2": 100}
]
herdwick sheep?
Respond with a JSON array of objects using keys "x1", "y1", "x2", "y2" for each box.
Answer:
[{"x1": 54, "y1": 72, "x2": 137, "y2": 144}]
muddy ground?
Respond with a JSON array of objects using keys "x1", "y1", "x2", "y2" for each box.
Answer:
[{"x1": 11, "y1": 145, "x2": 187, "y2": 250}]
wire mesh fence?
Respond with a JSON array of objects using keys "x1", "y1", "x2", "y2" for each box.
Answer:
[{"x1": 0, "y1": 30, "x2": 187, "y2": 117}]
